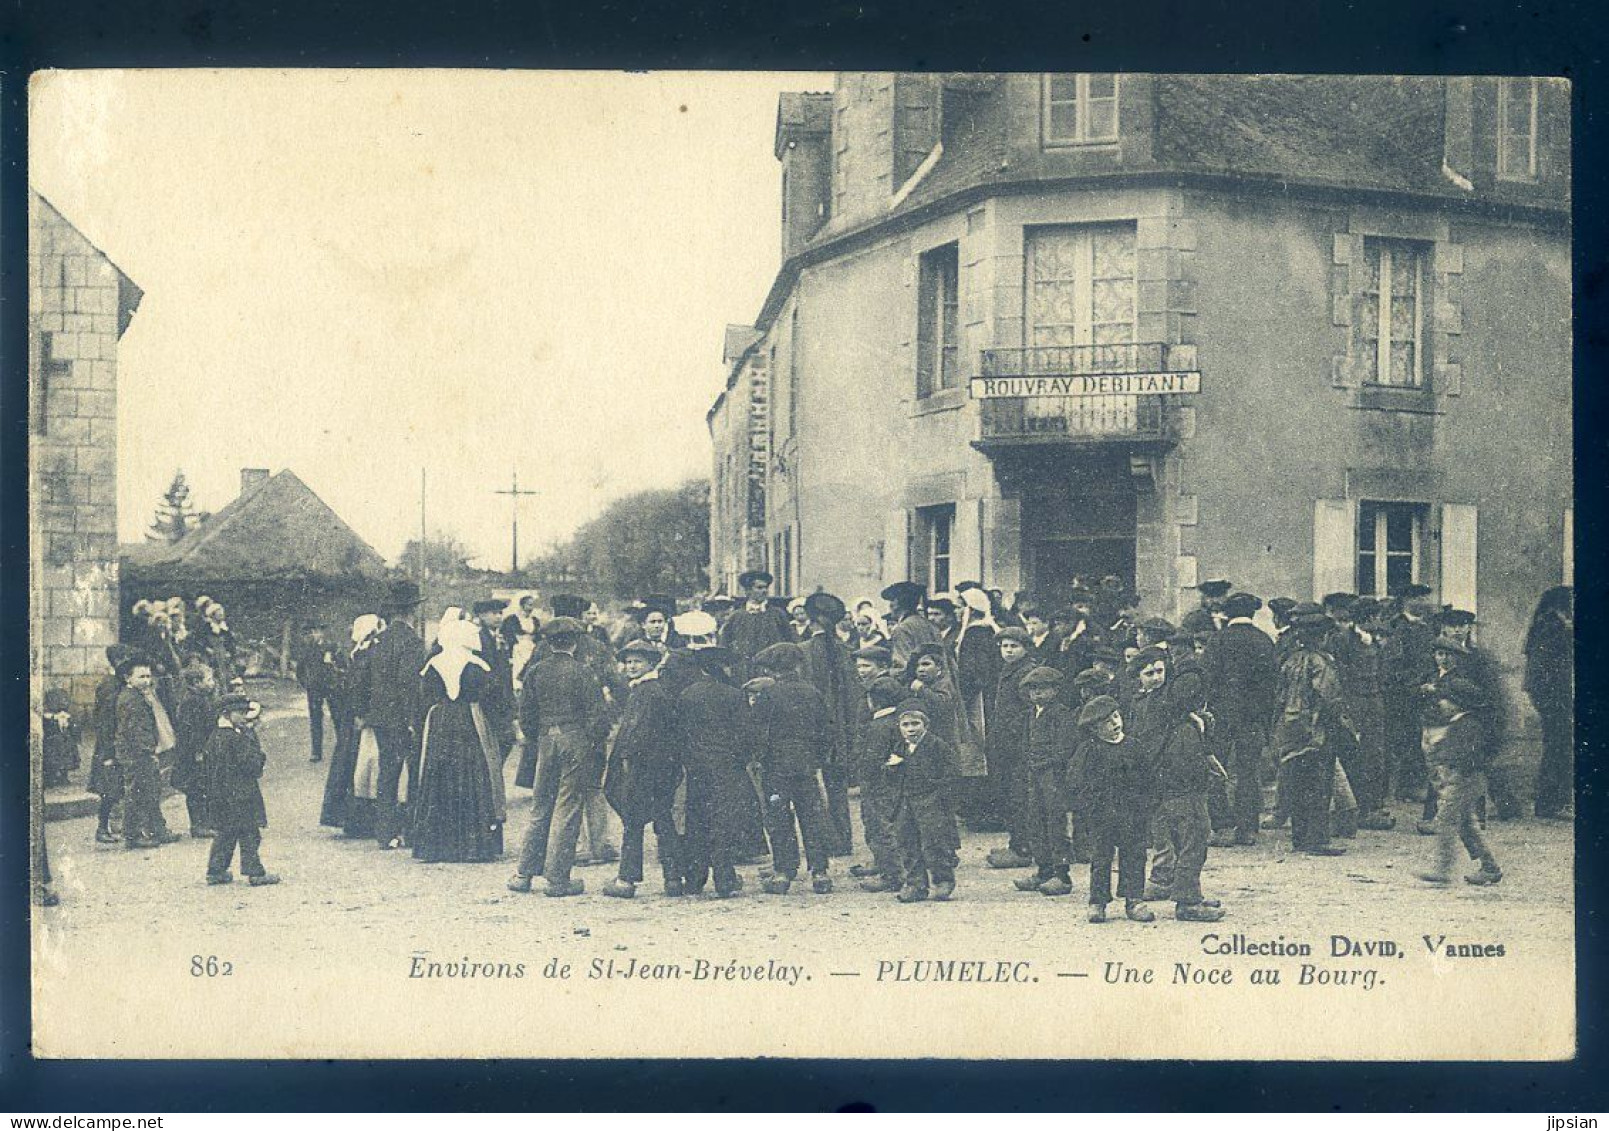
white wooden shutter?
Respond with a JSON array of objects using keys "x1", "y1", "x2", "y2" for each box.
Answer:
[
  {"x1": 882, "y1": 509, "x2": 911, "y2": 585},
  {"x1": 1312, "y1": 498, "x2": 1357, "y2": 601},
  {"x1": 950, "y1": 498, "x2": 984, "y2": 586},
  {"x1": 1440, "y1": 503, "x2": 1478, "y2": 614},
  {"x1": 981, "y1": 496, "x2": 1022, "y2": 593}
]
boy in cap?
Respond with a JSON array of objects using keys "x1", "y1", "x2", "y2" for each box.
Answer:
[
  {"x1": 855, "y1": 676, "x2": 909, "y2": 891},
  {"x1": 885, "y1": 702, "x2": 962, "y2": 902},
  {"x1": 675, "y1": 649, "x2": 753, "y2": 898},
  {"x1": 1416, "y1": 676, "x2": 1503, "y2": 886},
  {"x1": 204, "y1": 693, "x2": 279, "y2": 886},
  {"x1": 1067, "y1": 695, "x2": 1157, "y2": 923},
  {"x1": 600, "y1": 639, "x2": 683, "y2": 899},
  {"x1": 1014, "y1": 665, "x2": 1077, "y2": 897},
  {"x1": 983, "y1": 627, "x2": 1037, "y2": 870},
  {"x1": 750, "y1": 642, "x2": 836, "y2": 894}
]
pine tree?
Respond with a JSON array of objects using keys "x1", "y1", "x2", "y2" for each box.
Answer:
[{"x1": 147, "y1": 470, "x2": 202, "y2": 543}]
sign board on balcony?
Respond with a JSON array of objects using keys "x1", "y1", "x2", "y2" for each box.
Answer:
[{"x1": 970, "y1": 372, "x2": 1201, "y2": 399}]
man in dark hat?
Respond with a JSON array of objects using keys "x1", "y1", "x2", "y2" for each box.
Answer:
[
  {"x1": 1201, "y1": 592, "x2": 1279, "y2": 845},
  {"x1": 675, "y1": 648, "x2": 752, "y2": 897},
  {"x1": 508, "y1": 617, "x2": 611, "y2": 897},
  {"x1": 983, "y1": 626, "x2": 1037, "y2": 869},
  {"x1": 600, "y1": 640, "x2": 684, "y2": 899},
  {"x1": 750, "y1": 642, "x2": 836, "y2": 894},
  {"x1": 291, "y1": 622, "x2": 340, "y2": 764},
  {"x1": 882, "y1": 581, "x2": 941, "y2": 671},
  {"x1": 1323, "y1": 595, "x2": 1393, "y2": 831},
  {"x1": 1378, "y1": 589, "x2": 1434, "y2": 803},
  {"x1": 720, "y1": 570, "x2": 793, "y2": 671},
  {"x1": 472, "y1": 598, "x2": 516, "y2": 761},
  {"x1": 1197, "y1": 579, "x2": 1233, "y2": 630},
  {"x1": 1013, "y1": 665, "x2": 1077, "y2": 897},
  {"x1": 367, "y1": 579, "x2": 430, "y2": 850},
  {"x1": 1416, "y1": 675, "x2": 1503, "y2": 886},
  {"x1": 1272, "y1": 604, "x2": 1356, "y2": 856},
  {"x1": 800, "y1": 592, "x2": 857, "y2": 856},
  {"x1": 203, "y1": 693, "x2": 279, "y2": 887}
]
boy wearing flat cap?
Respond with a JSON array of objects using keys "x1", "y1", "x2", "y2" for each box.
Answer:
[
  {"x1": 720, "y1": 570, "x2": 793, "y2": 672},
  {"x1": 1417, "y1": 676, "x2": 1503, "y2": 886},
  {"x1": 885, "y1": 702, "x2": 962, "y2": 902},
  {"x1": 204, "y1": 694, "x2": 278, "y2": 887},
  {"x1": 855, "y1": 677, "x2": 909, "y2": 891},
  {"x1": 1067, "y1": 695, "x2": 1157, "y2": 923},
  {"x1": 1014, "y1": 666, "x2": 1078, "y2": 897}
]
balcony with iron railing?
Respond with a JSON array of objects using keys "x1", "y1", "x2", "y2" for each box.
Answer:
[{"x1": 972, "y1": 342, "x2": 1196, "y2": 449}]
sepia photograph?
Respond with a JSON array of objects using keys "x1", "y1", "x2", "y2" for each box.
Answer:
[{"x1": 26, "y1": 68, "x2": 1574, "y2": 1061}]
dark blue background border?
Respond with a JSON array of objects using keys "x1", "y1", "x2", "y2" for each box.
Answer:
[{"x1": 1, "y1": 0, "x2": 1604, "y2": 1111}]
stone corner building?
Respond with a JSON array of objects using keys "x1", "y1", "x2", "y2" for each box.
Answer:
[
  {"x1": 708, "y1": 72, "x2": 1571, "y2": 693},
  {"x1": 30, "y1": 192, "x2": 143, "y2": 714}
]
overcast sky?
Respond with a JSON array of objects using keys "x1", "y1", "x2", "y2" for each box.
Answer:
[{"x1": 31, "y1": 69, "x2": 832, "y2": 566}]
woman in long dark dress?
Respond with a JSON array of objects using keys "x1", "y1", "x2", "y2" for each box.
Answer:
[
  {"x1": 410, "y1": 618, "x2": 503, "y2": 863},
  {"x1": 322, "y1": 615, "x2": 381, "y2": 835},
  {"x1": 1525, "y1": 585, "x2": 1574, "y2": 819}
]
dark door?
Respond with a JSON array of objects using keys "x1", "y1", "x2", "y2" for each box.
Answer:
[{"x1": 1030, "y1": 538, "x2": 1136, "y2": 609}]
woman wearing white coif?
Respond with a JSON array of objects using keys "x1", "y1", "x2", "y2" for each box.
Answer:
[
  {"x1": 334, "y1": 613, "x2": 386, "y2": 839},
  {"x1": 410, "y1": 617, "x2": 505, "y2": 863}
]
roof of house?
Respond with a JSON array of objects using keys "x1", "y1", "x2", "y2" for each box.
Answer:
[{"x1": 122, "y1": 469, "x2": 388, "y2": 582}]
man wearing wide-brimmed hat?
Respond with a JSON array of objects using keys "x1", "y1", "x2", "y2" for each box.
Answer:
[
  {"x1": 1201, "y1": 592, "x2": 1279, "y2": 846},
  {"x1": 1272, "y1": 603, "x2": 1357, "y2": 858},
  {"x1": 720, "y1": 570, "x2": 792, "y2": 669},
  {"x1": 881, "y1": 581, "x2": 941, "y2": 672},
  {"x1": 368, "y1": 578, "x2": 430, "y2": 850},
  {"x1": 799, "y1": 591, "x2": 857, "y2": 855}
]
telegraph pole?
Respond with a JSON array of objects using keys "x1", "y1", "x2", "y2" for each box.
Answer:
[
  {"x1": 495, "y1": 469, "x2": 540, "y2": 575},
  {"x1": 418, "y1": 468, "x2": 428, "y2": 585}
]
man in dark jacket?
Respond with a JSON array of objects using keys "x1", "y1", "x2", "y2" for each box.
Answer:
[
  {"x1": 293, "y1": 623, "x2": 340, "y2": 764},
  {"x1": 677, "y1": 648, "x2": 752, "y2": 897},
  {"x1": 366, "y1": 580, "x2": 430, "y2": 849},
  {"x1": 800, "y1": 592, "x2": 857, "y2": 856},
  {"x1": 204, "y1": 693, "x2": 279, "y2": 886},
  {"x1": 886, "y1": 702, "x2": 962, "y2": 903},
  {"x1": 1383, "y1": 591, "x2": 1438, "y2": 801},
  {"x1": 115, "y1": 659, "x2": 182, "y2": 849},
  {"x1": 1014, "y1": 665, "x2": 1078, "y2": 897},
  {"x1": 1201, "y1": 592, "x2": 1279, "y2": 845},
  {"x1": 1068, "y1": 695, "x2": 1158, "y2": 923},
  {"x1": 750, "y1": 642, "x2": 835, "y2": 895},
  {"x1": 883, "y1": 581, "x2": 941, "y2": 672},
  {"x1": 601, "y1": 640, "x2": 684, "y2": 898},
  {"x1": 509, "y1": 617, "x2": 611, "y2": 897},
  {"x1": 719, "y1": 571, "x2": 793, "y2": 674},
  {"x1": 984, "y1": 627, "x2": 1037, "y2": 870},
  {"x1": 1273, "y1": 605, "x2": 1356, "y2": 857},
  {"x1": 90, "y1": 645, "x2": 132, "y2": 844}
]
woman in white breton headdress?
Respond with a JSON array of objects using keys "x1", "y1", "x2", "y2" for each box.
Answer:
[{"x1": 409, "y1": 617, "x2": 504, "y2": 863}]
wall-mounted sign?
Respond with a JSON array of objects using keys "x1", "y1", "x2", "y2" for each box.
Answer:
[{"x1": 970, "y1": 372, "x2": 1202, "y2": 399}]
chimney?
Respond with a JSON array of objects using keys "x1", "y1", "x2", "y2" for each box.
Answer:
[
  {"x1": 240, "y1": 468, "x2": 270, "y2": 495},
  {"x1": 775, "y1": 92, "x2": 834, "y2": 260}
]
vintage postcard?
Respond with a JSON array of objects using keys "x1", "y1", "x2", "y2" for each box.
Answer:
[{"x1": 28, "y1": 69, "x2": 1574, "y2": 1060}]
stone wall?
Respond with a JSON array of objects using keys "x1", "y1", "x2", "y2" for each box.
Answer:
[{"x1": 30, "y1": 194, "x2": 139, "y2": 712}]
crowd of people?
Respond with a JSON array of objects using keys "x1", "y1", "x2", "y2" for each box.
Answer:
[{"x1": 58, "y1": 571, "x2": 1574, "y2": 919}]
